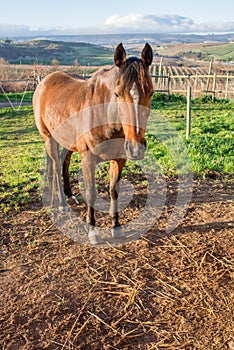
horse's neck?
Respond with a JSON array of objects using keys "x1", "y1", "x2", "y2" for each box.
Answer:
[
  {"x1": 91, "y1": 66, "x2": 118, "y2": 101},
  {"x1": 85, "y1": 66, "x2": 122, "y2": 129}
]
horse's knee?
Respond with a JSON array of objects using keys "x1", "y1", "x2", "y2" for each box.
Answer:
[{"x1": 110, "y1": 186, "x2": 118, "y2": 201}]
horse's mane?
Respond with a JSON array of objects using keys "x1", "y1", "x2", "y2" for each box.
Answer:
[
  {"x1": 119, "y1": 57, "x2": 153, "y2": 94},
  {"x1": 90, "y1": 58, "x2": 153, "y2": 95}
]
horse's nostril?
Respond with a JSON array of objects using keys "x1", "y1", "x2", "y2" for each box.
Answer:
[{"x1": 124, "y1": 140, "x2": 146, "y2": 160}]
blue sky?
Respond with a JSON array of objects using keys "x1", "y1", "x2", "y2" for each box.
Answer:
[{"x1": 0, "y1": 0, "x2": 234, "y2": 35}]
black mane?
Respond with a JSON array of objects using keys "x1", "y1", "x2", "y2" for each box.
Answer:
[{"x1": 118, "y1": 57, "x2": 153, "y2": 94}]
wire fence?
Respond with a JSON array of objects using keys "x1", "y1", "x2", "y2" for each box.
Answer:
[{"x1": 1, "y1": 65, "x2": 234, "y2": 110}]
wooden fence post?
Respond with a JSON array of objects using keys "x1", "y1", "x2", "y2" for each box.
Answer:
[
  {"x1": 152, "y1": 64, "x2": 157, "y2": 85},
  {"x1": 225, "y1": 72, "x2": 229, "y2": 100},
  {"x1": 167, "y1": 72, "x2": 171, "y2": 100},
  {"x1": 186, "y1": 78, "x2": 192, "y2": 139},
  {"x1": 206, "y1": 59, "x2": 213, "y2": 95},
  {"x1": 157, "y1": 57, "x2": 163, "y2": 90},
  {"x1": 212, "y1": 73, "x2": 217, "y2": 102},
  {"x1": 37, "y1": 75, "x2": 42, "y2": 84}
]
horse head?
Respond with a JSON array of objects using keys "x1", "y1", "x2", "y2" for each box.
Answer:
[{"x1": 114, "y1": 43, "x2": 154, "y2": 160}]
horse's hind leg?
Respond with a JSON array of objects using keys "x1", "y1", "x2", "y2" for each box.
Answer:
[
  {"x1": 46, "y1": 137, "x2": 67, "y2": 210},
  {"x1": 109, "y1": 159, "x2": 126, "y2": 238},
  {"x1": 46, "y1": 152, "x2": 53, "y2": 191},
  {"x1": 61, "y1": 148, "x2": 72, "y2": 197},
  {"x1": 61, "y1": 149, "x2": 79, "y2": 205}
]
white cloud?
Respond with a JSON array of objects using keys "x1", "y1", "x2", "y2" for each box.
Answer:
[
  {"x1": 0, "y1": 14, "x2": 234, "y2": 37},
  {"x1": 104, "y1": 13, "x2": 234, "y2": 34},
  {"x1": 105, "y1": 13, "x2": 146, "y2": 29},
  {"x1": 104, "y1": 14, "x2": 194, "y2": 33}
]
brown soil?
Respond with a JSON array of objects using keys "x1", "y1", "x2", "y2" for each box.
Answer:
[{"x1": 0, "y1": 177, "x2": 234, "y2": 350}]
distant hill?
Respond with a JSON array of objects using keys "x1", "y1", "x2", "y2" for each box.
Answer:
[
  {"x1": 0, "y1": 40, "x2": 114, "y2": 65},
  {"x1": 9, "y1": 33, "x2": 234, "y2": 46},
  {"x1": 154, "y1": 42, "x2": 234, "y2": 62},
  {"x1": 1, "y1": 34, "x2": 234, "y2": 66}
]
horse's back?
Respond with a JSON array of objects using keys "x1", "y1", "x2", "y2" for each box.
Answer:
[
  {"x1": 33, "y1": 71, "x2": 84, "y2": 141},
  {"x1": 34, "y1": 71, "x2": 81, "y2": 102}
]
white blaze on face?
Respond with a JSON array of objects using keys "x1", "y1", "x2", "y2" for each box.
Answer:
[{"x1": 130, "y1": 82, "x2": 140, "y2": 135}]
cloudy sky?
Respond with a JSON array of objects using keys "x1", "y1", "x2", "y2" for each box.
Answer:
[{"x1": 0, "y1": 0, "x2": 234, "y2": 36}]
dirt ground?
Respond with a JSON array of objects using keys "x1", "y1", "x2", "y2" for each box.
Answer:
[{"x1": 0, "y1": 176, "x2": 234, "y2": 350}]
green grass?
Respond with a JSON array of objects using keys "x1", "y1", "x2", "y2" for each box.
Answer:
[
  {"x1": 163, "y1": 42, "x2": 234, "y2": 62},
  {"x1": 199, "y1": 42, "x2": 234, "y2": 61},
  {"x1": 0, "y1": 106, "x2": 44, "y2": 212},
  {"x1": 0, "y1": 94, "x2": 233, "y2": 212},
  {"x1": 0, "y1": 91, "x2": 34, "y2": 103},
  {"x1": 149, "y1": 94, "x2": 234, "y2": 174}
]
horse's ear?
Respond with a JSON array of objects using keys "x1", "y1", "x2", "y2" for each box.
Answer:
[
  {"x1": 141, "y1": 43, "x2": 153, "y2": 68},
  {"x1": 114, "y1": 43, "x2": 126, "y2": 67}
]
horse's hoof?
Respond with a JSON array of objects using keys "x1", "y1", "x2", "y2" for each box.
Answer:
[
  {"x1": 67, "y1": 195, "x2": 79, "y2": 205},
  {"x1": 59, "y1": 205, "x2": 69, "y2": 213},
  {"x1": 111, "y1": 226, "x2": 125, "y2": 238},
  {"x1": 88, "y1": 227, "x2": 103, "y2": 245}
]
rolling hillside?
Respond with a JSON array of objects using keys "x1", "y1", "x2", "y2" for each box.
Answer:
[
  {"x1": 1, "y1": 37, "x2": 234, "y2": 67},
  {"x1": 0, "y1": 40, "x2": 114, "y2": 65},
  {"x1": 154, "y1": 42, "x2": 234, "y2": 62}
]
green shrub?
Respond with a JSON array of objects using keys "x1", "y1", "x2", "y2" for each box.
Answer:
[
  {"x1": 169, "y1": 94, "x2": 186, "y2": 103},
  {"x1": 193, "y1": 95, "x2": 230, "y2": 104}
]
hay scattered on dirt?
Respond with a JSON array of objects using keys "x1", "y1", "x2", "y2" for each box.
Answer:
[{"x1": 0, "y1": 178, "x2": 234, "y2": 349}]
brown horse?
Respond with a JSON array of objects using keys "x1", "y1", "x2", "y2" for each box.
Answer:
[{"x1": 33, "y1": 43, "x2": 153, "y2": 244}]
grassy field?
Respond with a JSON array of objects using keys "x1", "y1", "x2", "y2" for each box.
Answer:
[
  {"x1": 199, "y1": 42, "x2": 234, "y2": 61},
  {"x1": 150, "y1": 94, "x2": 234, "y2": 174},
  {"x1": 0, "y1": 106, "x2": 43, "y2": 212},
  {"x1": 155, "y1": 42, "x2": 234, "y2": 62},
  {"x1": 0, "y1": 94, "x2": 233, "y2": 213}
]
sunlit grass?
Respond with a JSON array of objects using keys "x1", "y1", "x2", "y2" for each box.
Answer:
[
  {"x1": 149, "y1": 95, "x2": 234, "y2": 174},
  {"x1": 0, "y1": 106, "x2": 44, "y2": 212}
]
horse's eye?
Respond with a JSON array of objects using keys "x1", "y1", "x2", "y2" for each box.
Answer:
[{"x1": 114, "y1": 92, "x2": 119, "y2": 98}]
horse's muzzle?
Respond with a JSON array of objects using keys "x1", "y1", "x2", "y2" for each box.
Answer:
[{"x1": 124, "y1": 139, "x2": 146, "y2": 160}]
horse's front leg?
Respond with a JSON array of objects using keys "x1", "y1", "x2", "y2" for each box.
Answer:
[
  {"x1": 81, "y1": 153, "x2": 102, "y2": 244},
  {"x1": 110, "y1": 159, "x2": 126, "y2": 238}
]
